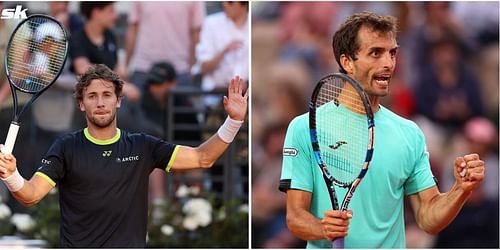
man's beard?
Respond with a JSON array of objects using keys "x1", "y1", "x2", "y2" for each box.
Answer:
[{"x1": 87, "y1": 111, "x2": 116, "y2": 128}]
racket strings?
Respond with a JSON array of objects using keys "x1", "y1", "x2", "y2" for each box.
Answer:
[
  {"x1": 315, "y1": 77, "x2": 369, "y2": 185},
  {"x1": 317, "y1": 87, "x2": 366, "y2": 114},
  {"x1": 6, "y1": 17, "x2": 67, "y2": 93}
]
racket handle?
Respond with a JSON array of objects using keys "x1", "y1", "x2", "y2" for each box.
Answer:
[
  {"x1": 332, "y1": 237, "x2": 344, "y2": 249},
  {"x1": 1, "y1": 122, "x2": 20, "y2": 154}
]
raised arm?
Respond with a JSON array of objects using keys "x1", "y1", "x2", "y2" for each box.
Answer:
[
  {"x1": 171, "y1": 76, "x2": 248, "y2": 170},
  {"x1": 0, "y1": 152, "x2": 53, "y2": 207},
  {"x1": 409, "y1": 153, "x2": 485, "y2": 234}
]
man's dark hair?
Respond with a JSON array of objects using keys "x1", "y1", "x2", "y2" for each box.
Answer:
[
  {"x1": 75, "y1": 64, "x2": 123, "y2": 101},
  {"x1": 332, "y1": 11, "x2": 398, "y2": 73},
  {"x1": 80, "y1": 1, "x2": 114, "y2": 20}
]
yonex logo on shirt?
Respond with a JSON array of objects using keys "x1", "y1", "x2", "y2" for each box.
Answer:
[{"x1": 102, "y1": 150, "x2": 112, "y2": 157}]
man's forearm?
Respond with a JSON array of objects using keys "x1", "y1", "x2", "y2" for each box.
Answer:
[
  {"x1": 195, "y1": 116, "x2": 244, "y2": 167},
  {"x1": 287, "y1": 205, "x2": 325, "y2": 241},
  {"x1": 125, "y1": 24, "x2": 138, "y2": 66},
  {"x1": 195, "y1": 133, "x2": 231, "y2": 168},
  {"x1": 201, "y1": 51, "x2": 225, "y2": 75},
  {"x1": 189, "y1": 28, "x2": 200, "y2": 68},
  {"x1": 418, "y1": 184, "x2": 471, "y2": 234},
  {"x1": 12, "y1": 181, "x2": 40, "y2": 207},
  {"x1": 3, "y1": 172, "x2": 39, "y2": 207}
]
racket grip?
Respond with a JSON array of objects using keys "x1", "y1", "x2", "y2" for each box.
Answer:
[
  {"x1": 1, "y1": 122, "x2": 20, "y2": 154},
  {"x1": 332, "y1": 237, "x2": 344, "y2": 249}
]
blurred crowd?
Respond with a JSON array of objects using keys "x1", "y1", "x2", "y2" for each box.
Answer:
[
  {"x1": 251, "y1": 2, "x2": 498, "y2": 248},
  {"x1": 0, "y1": 1, "x2": 249, "y2": 219}
]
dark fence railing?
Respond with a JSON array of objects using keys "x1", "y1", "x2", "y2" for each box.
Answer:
[{"x1": 164, "y1": 88, "x2": 248, "y2": 203}]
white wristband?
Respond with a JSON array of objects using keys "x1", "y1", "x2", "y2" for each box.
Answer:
[
  {"x1": 1, "y1": 169, "x2": 25, "y2": 192},
  {"x1": 217, "y1": 116, "x2": 244, "y2": 143}
]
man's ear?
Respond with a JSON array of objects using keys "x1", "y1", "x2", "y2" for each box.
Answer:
[
  {"x1": 79, "y1": 100, "x2": 85, "y2": 112},
  {"x1": 340, "y1": 54, "x2": 354, "y2": 74},
  {"x1": 116, "y1": 95, "x2": 122, "y2": 109}
]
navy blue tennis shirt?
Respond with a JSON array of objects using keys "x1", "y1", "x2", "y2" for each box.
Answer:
[{"x1": 36, "y1": 128, "x2": 178, "y2": 247}]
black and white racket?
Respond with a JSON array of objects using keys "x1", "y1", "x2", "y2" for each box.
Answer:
[
  {"x1": 309, "y1": 73, "x2": 375, "y2": 248},
  {"x1": 1, "y1": 15, "x2": 68, "y2": 155}
]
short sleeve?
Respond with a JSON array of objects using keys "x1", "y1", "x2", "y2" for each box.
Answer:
[
  {"x1": 35, "y1": 138, "x2": 67, "y2": 187},
  {"x1": 404, "y1": 128, "x2": 436, "y2": 195},
  {"x1": 190, "y1": 2, "x2": 206, "y2": 29},
  {"x1": 196, "y1": 18, "x2": 216, "y2": 63},
  {"x1": 69, "y1": 30, "x2": 87, "y2": 60},
  {"x1": 279, "y1": 115, "x2": 314, "y2": 193},
  {"x1": 128, "y1": 2, "x2": 140, "y2": 24},
  {"x1": 145, "y1": 134, "x2": 178, "y2": 172}
]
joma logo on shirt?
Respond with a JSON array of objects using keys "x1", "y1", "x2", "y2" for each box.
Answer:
[
  {"x1": 330, "y1": 140, "x2": 347, "y2": 150},
  {"x1": 116, "y1": 156, "x2": 140, "y2": 163}
]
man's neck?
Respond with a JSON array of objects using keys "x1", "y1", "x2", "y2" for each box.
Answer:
[
  {"x1": 86, "y1": 123, "x2": 117, "y2": 141},
  {"x1": 85, "y1": 21, "x2": 105, "y2": 45},
  {"x1": 230, "y1": 13, "x2": 247, "y2": 27},
  {"x1": 369, "y1": 96, "x2": 381, "y2": 113}
]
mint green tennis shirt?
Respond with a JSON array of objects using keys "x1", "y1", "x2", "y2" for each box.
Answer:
[{"x1": 280, "y1": 105, "x2": 436, "y2": 248}]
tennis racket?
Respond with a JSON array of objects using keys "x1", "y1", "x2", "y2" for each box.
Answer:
[
  {"x1": 0, "y1": 15, "x2": 68, "y2": 155},
  {"x1": 309, "y1": 73, "x2": 375, "y2": 248}
]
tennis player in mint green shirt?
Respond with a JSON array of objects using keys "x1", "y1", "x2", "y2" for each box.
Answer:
[{"x1": 280, "y1": 12, "x2": 485, "y2": 248}]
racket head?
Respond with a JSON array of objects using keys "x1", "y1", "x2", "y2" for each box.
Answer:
[
  {"x1": 5, "y1": 14, "x2": 69, "y2": 94},
  {"x1": 309, "y1": 73, "x2": 375, "y2": 188}
]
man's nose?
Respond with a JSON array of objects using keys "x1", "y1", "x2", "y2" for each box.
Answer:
[
  {"x1": 96, "y1": 96, "x2": 105, "y2": 106},
  {"x1": 382, "y1": 53, "x2": 395, "y2": 70}
]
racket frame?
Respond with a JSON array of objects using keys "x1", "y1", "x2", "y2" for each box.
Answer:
[
  {"x1": 308, "y1": 73, "x2": 375, "y2": 248},
  {"x1": 1, "y1": 14, "x2": 68, "y2": 154}
]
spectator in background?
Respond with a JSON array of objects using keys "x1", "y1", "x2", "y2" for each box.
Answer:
[
  {"x1": 414, "y1": 35, "x2": 483, "y2": 131},
  {"x1": 141, "y1": 62, "x2": 178, "y2": 138},
  {"x1": 70, "y1": 2, "x2": 151, "y2": 133},
  {"x1": 125, "y1": 2, "x2": 205, "y2": 90},
  {"x1": 140, "y1": 62, "x2": 201, "y2": 218},
  {"x1": 141, "y1": 62, "x2": 200, "y2": 142},
  {"x1": 413, "y1": 34, "x2": 483, "y2": 169},
  {"x1": 408, "y1": 2, "x2": 469, "y2": 75},
  {"x1": 31, "y1": 2, "x2": 84, "y2": 176},
  {"x1": 441, "y1": 117, "x2": 499, "y2": 202},
  {"x1": 252, "y1": 122, "x2": 304, "y2": 248},
  {"x1": 435, "y1": 118, "x2": 499, "y2": 248},
  {"x1": 196, "y1": 1, "x2": 249, "y2": 107},
  {"x1": 71, "y1": 2, "x2": 139, "y2": 100},
  {"x1": 278, "y1": 2, "x2": 337, "y2": 81},
  {"x1": 451, "y1": 2, "x2": 499, "y2": 126}
]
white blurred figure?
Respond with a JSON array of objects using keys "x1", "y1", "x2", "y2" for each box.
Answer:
[{"x1": 195, "y1": 1, "x2": 249, "y2": 107}]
